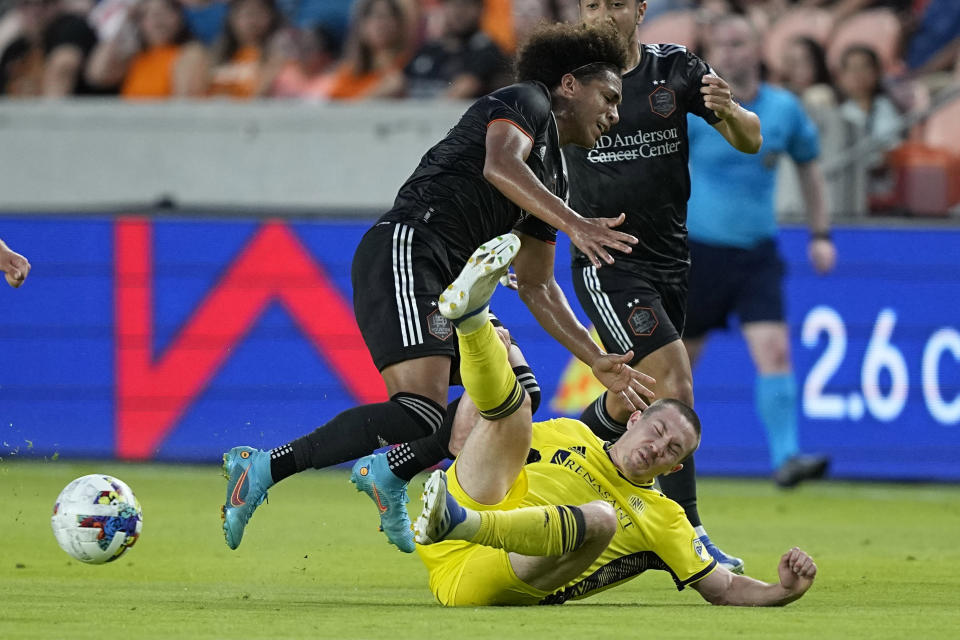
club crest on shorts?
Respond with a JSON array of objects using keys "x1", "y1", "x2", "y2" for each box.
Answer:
[
  {"x1": 627, "y1": 306, "x2": 659, "y2": 336},
  {"x1": 426, "y1": 309, "x2": 453, "y2": 341},
  {"x1": 649, "y1": 85, "x2": 677, "y2": 118},
  {"x1": 693, "y1": 536, "x2": 712, "y2": 563}
]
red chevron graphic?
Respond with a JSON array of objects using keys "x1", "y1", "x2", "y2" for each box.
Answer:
[{"x1": 115, "y1": 218, "x2": 386, "y2": 459}]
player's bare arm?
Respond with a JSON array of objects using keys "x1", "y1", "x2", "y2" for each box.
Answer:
[
  {"x1": 0, "y1": 238, "x2": 30, "y2": 288},
  {"x1": 702, "y1": 74, "x2": 762, "y2": 154},
  {"x1": 484, "y1": 120, "x2": 637, "y2": 268},
  {"x1": 797, "y1": 160, "x2": 836, "y2": 274},
  {"x1": 512, "y1": 233, "x2": 654, "y2": 411},
  {"x1": 691, "y1": 547, "x2": 817, "y2": 606}
]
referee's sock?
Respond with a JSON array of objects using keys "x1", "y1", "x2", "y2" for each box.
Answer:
[
  {"x1": 268, "y1": 393, "x2": 445, "y2": 482},
  {"x1": 756, "y1": 373, "x2": 800, "y2": 469}
]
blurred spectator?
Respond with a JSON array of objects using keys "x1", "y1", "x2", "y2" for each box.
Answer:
[
  {"x1": 905, "y1": 0, "x2": 960, "y2": 85},
  {"x1": 275, "y1": 0, "x2": 350, "y2": 34},
  {"x1": 269, "y1": 21, "x2": 339, "y2": 98},
  {"x1": 775, "y1": 36, "x2": 848, "y2": 224},
  {"x1": 326, "y1": 0, "x2": 408, "y2": 100},
  {"x1": 836, "y1": 44, "x2": 905, "y2": 210},
  {"x1": 508, "y1": 0, "x2": 577, "y2": 48},
  {"x1": 208, "y1": 0, "x2": 292, "y2": 98},
  {"x1": 86, "y1": 0, "x2": 209, "y2": 98},
  {"x1": 403, "y1": 0, "x2": 509, "y2": 99},
  {"x1": 0, "y1": 0, "x2": 110, "y2": 96},
  {"x1": 180, "y1": 0, "x2": 227, "y2": 45},
  {"x1": 779, "y1": 36, "x2": 836, "y2": 109},
  {"x1": 798, "y1": 0, "x2": 911, "y2": 23}
]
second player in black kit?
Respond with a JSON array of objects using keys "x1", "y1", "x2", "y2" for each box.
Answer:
[
  {"x1": 565, "y1": 0, "x2": 763, "y2": 574},
  {"x1": 567, "y1": 42, "x2": 719, "y2": 358}
]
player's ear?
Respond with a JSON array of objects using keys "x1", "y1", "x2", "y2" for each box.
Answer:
[
  {"x1": 636, "y1": 0, "x2": 647, "y2": 25},
  {"x1": 663, "y1": 463, "x2": 683, "y2": 475},
  {"x1": 559, "y1": 72, "x2": 579, "y2": 97}
]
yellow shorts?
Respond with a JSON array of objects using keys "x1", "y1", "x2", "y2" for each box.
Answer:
[{"x1": 416, "y1": 461, "x2": 552, "y2": 606}]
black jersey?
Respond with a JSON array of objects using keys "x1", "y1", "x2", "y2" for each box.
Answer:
[
  {"x1": 564, "y1": 44, "x2": 720, "y2": 284},
  {"x1": 382, "y1": 81, "x2": 561, "y2": 269}
]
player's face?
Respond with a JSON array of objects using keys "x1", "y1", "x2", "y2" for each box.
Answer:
[
  {"x1": 579, "y1": 0, "x2": 645, "y2": 42},
  {"x1": 568, "y1": 70, "x2": 622, "y2": 148},
  {"x1": 615, "y1": 405, "x2": 699, "y2": 481}
]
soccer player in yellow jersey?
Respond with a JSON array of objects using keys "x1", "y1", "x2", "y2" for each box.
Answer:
[{"x1": 412, "y1": 233, "x2": 817, "y2": 606}]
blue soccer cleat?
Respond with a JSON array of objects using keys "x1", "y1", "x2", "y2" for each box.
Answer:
[
  {"x1": 350, "y1": 453, "x2": 415, "y2": 553},
  {"x1": 699, "y1": 534, "x2": 745, "y2": 574},
  {"x1": 414, "y1": 469, "x2": 466, "y2": 546},
  {"x1": 221, "y1": 446, "x2": 273, "y2": 550}
]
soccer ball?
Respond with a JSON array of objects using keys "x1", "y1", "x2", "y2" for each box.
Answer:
[{"x1": 50, "y1": 474, "x2": 143, "y2": 564}]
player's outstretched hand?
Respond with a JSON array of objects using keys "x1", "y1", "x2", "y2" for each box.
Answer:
[
  {"x1": 701, "y1": 74, "x2": 736, "y2": 119},
  {"x1": 778, "y1": 547, "x2": 817, "y2": 596},
  {"x1": 0, "y1": 241, "x2": 30, "y2": 288},
  {"x1": 569, "y1": 214, "x2": 637, "y2": 268},
  {"x1": 591, "y1": 350, "x2": 655, "y2": 412}
]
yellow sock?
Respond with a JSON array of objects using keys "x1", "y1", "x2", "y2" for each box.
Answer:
[
  {"x1": 458, "y1": 321, "x2": 525, "y2": 420},
  {"x1": 470, "y1": 505, "x2": 586, "y2": 556}
]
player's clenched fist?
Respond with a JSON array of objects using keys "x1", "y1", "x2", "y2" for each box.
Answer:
[
  {"x1": 778, "y1": 547, "x2": 817, "y2": 595},
  {"x1": 0, "y1": 239, "x2": 30, "y2": 288}
]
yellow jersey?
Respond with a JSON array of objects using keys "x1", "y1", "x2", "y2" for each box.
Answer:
[{"x1": 524, "y1": 417, "x2": 716, "y2": 602}]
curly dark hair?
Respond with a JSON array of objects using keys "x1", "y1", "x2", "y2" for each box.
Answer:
[{"x1": 516, "y1": 22, "x2": 628, "y2": 89}]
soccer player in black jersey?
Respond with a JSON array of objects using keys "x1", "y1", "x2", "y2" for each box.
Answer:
[
  {"x1": 564, "y1": 1, "x2": 763, "y2": 574},
  {"x1": 220, "y1": 23, "x2": 657, "y2": 554}
]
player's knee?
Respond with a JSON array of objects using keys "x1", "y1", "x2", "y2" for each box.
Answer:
[{"x1": 581, "y1": 500, "x2": 617, "y2": 544}]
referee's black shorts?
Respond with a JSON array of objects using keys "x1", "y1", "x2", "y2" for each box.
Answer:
[
  {"x1": 684, "y1": 238, "x2": 786, "y2": 340},
  {"x1": 571, "y1": 264, "x2": 686, "y2": 365}
]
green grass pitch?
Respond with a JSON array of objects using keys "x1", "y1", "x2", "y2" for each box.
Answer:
[{"x1": 2, "y1": 459, "x2": 959, "y2": 639}]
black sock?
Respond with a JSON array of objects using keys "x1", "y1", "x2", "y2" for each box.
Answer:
[
  {"x1": 658, "y1": 454, "x2": 701, "y2": 527},
  {"x1": 269, "y1": 392, "x2": 445, "y2": 483},
  {"x1": 579, "y1": 392, "x2": 627, "y2": 440},
  {"x1": 388, "y1": 396, "x2": 460, "y2": 482},
  {"x1": 513, "y1": 365, "x2": 541, "y2": 414}
]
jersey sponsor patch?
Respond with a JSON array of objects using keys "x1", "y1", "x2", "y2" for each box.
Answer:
[
  {"x1": 628, "y1": 306, "x2": 659, "y2": 336},
  {"x1": 628, "y1": 494, "x2": 646, "y2": 515},
  {"x1": 649, "y1": 85, "x2": 677, "y2": 118}
]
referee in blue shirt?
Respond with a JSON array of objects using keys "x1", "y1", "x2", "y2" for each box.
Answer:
[{"x1": 684, "y1": 13, "x2": 836, "y2": 488}]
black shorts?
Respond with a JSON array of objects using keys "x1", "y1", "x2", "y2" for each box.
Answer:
[
  {"x1": 351, "y1": 221, "x2": 515, "y2": 377},
  {"x1": 684, "y1": 239, "x2": 785, "y2": 340},
  {"x1": 571, "y1": 265, "x2": 686, "y2": 365},
  {"x1": 352, "y1": 221, "x2": 459, "y2": 371}
]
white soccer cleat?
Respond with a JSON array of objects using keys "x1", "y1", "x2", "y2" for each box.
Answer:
[
  {"x1": 414, "y1": 469, "x2": 464, "y2": 545},
  {"x1": 438, "y1": 234, "x2": 521, "y2": 321}
]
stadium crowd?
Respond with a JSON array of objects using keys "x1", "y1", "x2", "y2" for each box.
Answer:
[{"x1": 1, "y1": 0, "x2": 958, "y2": 216}]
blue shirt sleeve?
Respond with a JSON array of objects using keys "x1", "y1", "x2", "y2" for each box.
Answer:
[{"x1": 786, "y1": 96, "x2": 820, "y2": 164}]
